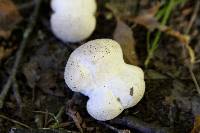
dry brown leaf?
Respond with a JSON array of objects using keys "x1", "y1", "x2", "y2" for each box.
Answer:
[
  {"x1": 0, "y1": 46, "x2": 16, "y2": 60},
  {"x1": 113, "y1": 19, "x2": 138, "y2": 65},
  {"x1": 191, "y1": 115, "x2": 200, "y2": 133},
  {"x1": 66, "y1": 93, "x2": 86, "y2": 133},
  {"x1": 67, "y1": 109, "x2": 84, "y2": 133},
  {"x1": 125, "y1": 8, "x2": 190, "y2": 45},
  {"x1": 132, "y1": 3, "x2": 160, "y2": 31},
  {"x1": 133, "y1": 15, "x2": 159, "y2": 31},
  {"x1": 107, "y1": 1, "x2": 160, "y2": 31},
  {"x1": 106, "y1": 0, "x2": 138, "y2": 16},
  {"x1": 23, "y1": 62, "x2": 39, "y2": 89},
  {"x1": 0, "y1": 0, "x2": 22, "y2": 38},
  {"x1": 108, "y1": 1, "x2": 189, "y2": 45}
]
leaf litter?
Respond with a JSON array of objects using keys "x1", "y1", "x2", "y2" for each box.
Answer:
[{"x1": 0, "y1": 0, "x2": 200, "y2": 133}]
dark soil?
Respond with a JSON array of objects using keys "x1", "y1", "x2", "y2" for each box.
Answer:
[{"x1": 0, "y1": 0, "x2": 200, "y2": 133}]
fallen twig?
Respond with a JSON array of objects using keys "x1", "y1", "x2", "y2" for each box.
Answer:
[
  {"x1": 66, "y1": 109, "x2": 84, "y2": 133},
  {"x1": 123, "y1": 15, "x2": 190, "y2": 48},
  {"x1": 48, "y1": 106, "x2": 65, "y2": 128},
  {"x1": 66, "y1": 93, "x2": 84, "y2": 133},
  {"x1": 0, "y1": 0, "x2": 42, "y2": 108},
  {"x1": 99, "y1": 122, "x2": 130, "y2": 133},
  {"x1": 55, "y1": 106, "x2": 65, "y2": 122},
  {"x1": 111, "y1": 116, "x2": 172, "y2": 133},
  {"x1": 195, "y1": 59, "x2": 200, "y2": 64},
  {"x1": 17, "y1": 1, "x2": 35, "y2": 11},
  {"x1": 0, "y1": 114, "x2": 31, "y2": 129},
  {"x1": 9, "y1": 128, "x2": 79, "y2": 133},
  {"x1": 185, "y1": 0, "x2": 200, "y2": 34},
  {"x1": 184, "y1": 0, "x2": 200, "y2": 95},
  {"x1": 189, "y1": 65, "x2": 200, "y2": 94},
  {"x1": 33, "y1": 110, "x2": 60, "y2": 126},
  {"x1": 12, "y1": 78, "x2": 22, "y2": 108}
]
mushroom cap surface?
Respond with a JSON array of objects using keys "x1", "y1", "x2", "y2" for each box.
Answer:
[
  {"x1": 51, "y1": 0, "x2": 96, "y2": 14},
  {"x1": 51, "y1": 0, "x2": 97, "y2": 42},
  {"x1": 64, "y1": 39, "x2": 145, "y2": 120}
]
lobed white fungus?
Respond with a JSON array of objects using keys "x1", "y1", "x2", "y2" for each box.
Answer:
[{"x1": 64, "y1": 39, "x2": 145, "y2": 121}]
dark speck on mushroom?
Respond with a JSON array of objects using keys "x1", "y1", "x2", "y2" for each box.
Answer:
[
  {"x1": 117, "y1": 97, "x2": 121, "y2": 102},
  {"x1": 130, "y1": 87, "x2": 134, "y2": 96}
]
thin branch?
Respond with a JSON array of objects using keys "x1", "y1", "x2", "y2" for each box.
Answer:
[
  {"x1": 0, "y1": 114, "x2": 31, "y2": 129},
  {"x1": 195, "y1": 59, "x2": 200, "y2": 64},
  {"x1": 66, "y1": 109, "x2": 83, "y2": 133},
  {"x1": 17, "y1": 1, "x2": 35, "y2": 11},
  {"x1": 99, "y1": 122, "x2": 130, "y2": 133},
  {"x1": 185, "y1": 0, "x2": 200, "y2": 34},
  {"x1": 111, "y1": 116, "x2": 172, "y2": 133},
  {"x1": 184, "y1": 0, "x2": 200, "y2": 95},
  {"x1": 10, "y1": 128, "x2": 79, "y2": 133},
  {"x1": 66, "y1": 93, "x2": 84, "y2": 133},
  {"x1": 33, "y1": 110, "x2": 59, "y2": 126},
  {"x1": 55, "y1": 106, "x2": 65, "y2": 121},
  {"x1": 189, "y1": 65, "x2": 200, "y2": 94},
  {"x1": 0, "y1": 0, "x2": 42, "y2": 108},
  {"x1": 12, "y1": 78, "x2": 22, "y2": 108}
]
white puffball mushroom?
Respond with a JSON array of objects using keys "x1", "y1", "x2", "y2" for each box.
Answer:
[
  {"x1": 50, "y1": 0, "x2": 97, "y2": 43},
  {"x1": 64, "y1": 39, "x2": 145, "y2": 121}
]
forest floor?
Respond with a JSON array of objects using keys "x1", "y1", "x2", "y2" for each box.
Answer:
[{"x1": 0, "y1": 0, "x2": 200, "y2": 133}]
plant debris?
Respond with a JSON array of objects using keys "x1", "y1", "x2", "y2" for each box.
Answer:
[
  {"x1": 113, "y1": 19, "x2": 138, "y2": 65},
  {"x1": 23, "y1": 43, "x2": 68, "y2": 97},
  {"x1": 191, "y1": 115, "x2": 200, "y2": 133},
  {"x1": 0, "y1": 45, "x2": 16, "y2": 60},
  {"x1": 0, "y1": 0, "x2": 22, "y2": 39},
  {"x1": 0, "y1": 0, "x2": 200, "y2": 133}
]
